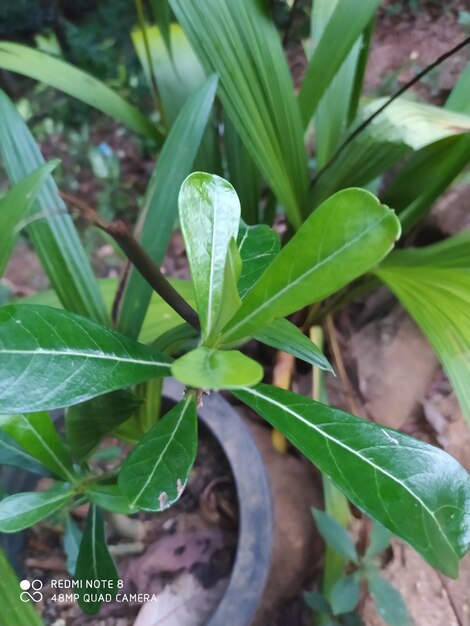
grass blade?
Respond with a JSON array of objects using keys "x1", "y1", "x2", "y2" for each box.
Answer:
[
  {"x1": 0, "y1": 42, "x2": 162, "y2": 142},
  {"x1": 117, "y1": 75, "x2": 218, "y2": 338},
  {"x1": 0, "y1": 90, "x2": 108, "y2": 323}
]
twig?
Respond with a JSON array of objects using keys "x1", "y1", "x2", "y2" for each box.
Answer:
[
  {"x1": 312, "y1": 35, "x2": 470, "y2": 188},
  {"x1": 325, "y1": 315, "x2": 360, "y2": 416},
  {"x1": 61, "y1": 192, "x2": 200, "y2": 332}
]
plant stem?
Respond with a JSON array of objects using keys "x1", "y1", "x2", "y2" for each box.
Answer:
[{"x1": 62, "y1": 192, "x2": 200, "y2": 332}]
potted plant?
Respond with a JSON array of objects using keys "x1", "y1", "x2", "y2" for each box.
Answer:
[{"x1": 0, "y1": 1, "x2": 469, "y2": 623}]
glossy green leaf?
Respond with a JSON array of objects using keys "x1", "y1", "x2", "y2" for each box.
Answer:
[
  {"x1": 233, "y1": 384, "x2": 470, "y2": 578},
  {"x1": 0, "y1": 547, "x2": 44, "y2": 625},
  {"x1": 0, "y1": 412, "x2": 75, "y2": 481},
  {"x1": 237, "y1": 222, "x2": 280, "y2": 298},
  {"x1": 222, "y1": 189, "x2": 401, "y2": 343},
  {"x1": 330, "y1": 575, "x2": 360, "y2": 615},
  {"x1": 86, "y1": 484, "x2": 139, "y2": 515},
  {"x1": 365, "y1": 522, "x2": 392, "y2": 559},
  {"x1": 0, "y1": 304, "x2": 172, "y2": 413},
  {"x1": 0, "y1": 42, "x2": 161, "y2": 142},
  {"x1": 216, "y1": 238, "x2": 242, "y2": 336},
  {"x1": 0, "y1": 430, "x2": 49, "y2": 476},
  {"x1": 299, "y1": 0, "x2": 381, "y2": 127},
  {"x1": 64, "y1": 515, "x2": 82, "y2": 576},
  {"x1": 119, "y1": 396, "x2": 197, "y2": 512},
  {"x1": 170, "y1": 0, "x2": 309, "y2": 227},
  {"x1": 367, "y1": 570, "x2": 410, "y2": 626},
  {"x1": 66, "y1": 390, "x2": 142, "y2": 462},
  {"x1": 75, "y1": 506, "x2": 119, "y2": 615},
  {"x1": 312, "y1": 508, "x2": 358, "y2": 563},
  {"x1": 253, "y1": 318, "x2": 333, "y2": 371},
  {"x1": 179, "y1": 172, "x2": 241, "y2": 340},
  {"x1": 0, "y1": 483, "x2": 74, "y2": 533},
  {"x1": 117, "y1": 76, "x2": 218, "y2": 338},
  {"x1": 376, "y1": 266, "x2": 470, "y2": 421},
  {"x1": 172, "y1": 347, "x2": 263, "y2": 390},
  {"x1": 0, "y1": 90, "x2": 108, "y2": 324},
  {"x1": 312, "y1": 98, "x2": 470, "y2": 208},
  {"x1": 0, "y1": 161, "x2": 59, "y2": 277}
]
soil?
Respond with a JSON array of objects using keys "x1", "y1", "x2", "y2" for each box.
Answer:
[
  {"x1": 20, "y1": 424, "x2": 238, "y2": 626},
  {"x1": 1, "y1": 2, "x2": 470, "y2": 626}
]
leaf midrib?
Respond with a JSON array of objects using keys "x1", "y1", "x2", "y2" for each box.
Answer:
[
  {"x1": 242, "y1": 387, "x2": 457, "y2": 559},
  {"x1": 0, "y1": 348, "x2": 169, "y2": 368}
]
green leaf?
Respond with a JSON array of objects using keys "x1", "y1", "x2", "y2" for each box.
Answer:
[
  {"x1": 312, "y1": 508, "x2": 358, "y2": 563},
  {"x1": 312, "y1": 98, "x2": 470, "y2": 208},
  {"x1": 119, "y1": 396, "x2": 197, "y2": 512},
  {"x1": 0, "y1": 430, "x2": 49, "y2": 476},
  {"x1": 330, "y1": 575, "x2": 360, "y2": 615},
  {"x1": 382, "y1": 135, "x2": 470, "y2": 232},
  {"x1": 446, "y1": 60, "x2": 470, "y2": 114},
  {"x1": 381, "y1": 232, "x2": 470, "y2": 269},
  {"x1": 75, "y1": 506, "x2": 119, "y2": 615},
  {"x1": 233, "y1": 384, "x2": 470, "y2": 578},
  {"x1": 216, "y1": 238, "x2": 243, "y2": 336},
  {"x1": 237, "y1": 222, "x2": 280, "y2": 298},
  {"x1": 131, "y1": 24, "x2": 220, "y2": 173},
  {"x1": 222, "y1": 189, "x2": 401, "y2": 343},
  {"x1": 0, "y1": 161, "x2": 59, "y2": 277},
  {"x1": 148, "y1": 0, "x2": 173, "y2": 58},
  {"x1": 304, "y1": 590, "x2": 331, "y2": 613},
  {"x1": 375, "y1": 266, "x2": 470, "y2": 421},
  {"x1": 0, "y1": 90, "x2": 108, "y2": 324},
  {"x1": 0, "y1": 42, "x2": 161, "y2": 142},
  {"x1": 117, "y1": 76, "x2": 218, "y2": 338},
  {"x1": 309, "y1": 0, "x2": 363, "y2": 166},
  {"x1": 0, "y1": 304, "x2": 172, "y2": 413},
  {"x1": 64, "y1": 515, "x2": 82, "y2": 576},
  {"x1": 170, "y1": 0, "x2": 309, "y2": 228},
  {"x1": 172, "y1": 347, "x2": 263, "y2": 390},
  {"x1": 299, "y1": 0, "x2": 381, "y2": 127},
  {"x1": 66, "y1": 390, "x2": 142, "y2": 462},
  {"x1": 86, "y1": 484, "x2": 139, "y2": 515},
  {"x1": 179, "y1": 172, "x2": 241, "y2": 340},
  {"x1": 0, "y1": 483, "x2": 74, "y2": 532},
  {"x1": 224, "y1": 117, "x2": 261, "y2": 224},
  {"x1": 367, "y1": 571, "x2": 410, "y2": 626},
  {"x1": 0, "y1": 412, "x2": 75, "y2": 481},
  {"x1": 253, "y1": 318, "x2": 333, "y2": 371},
  {"x1": 0, "y1": 547, "x2": 44, "y2": 625},
  {"x1": 365, "y1": 522, "x2": 392, "y2": 559}
]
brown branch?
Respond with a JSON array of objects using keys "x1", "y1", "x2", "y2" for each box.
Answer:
[{"x1": 61, "y1": 192, "x2": 200, "y2": 332}]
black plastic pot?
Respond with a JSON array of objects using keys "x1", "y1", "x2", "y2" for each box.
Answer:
[{"x1": 0, "y1": 381, "x2": 274, "y2": 626}]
